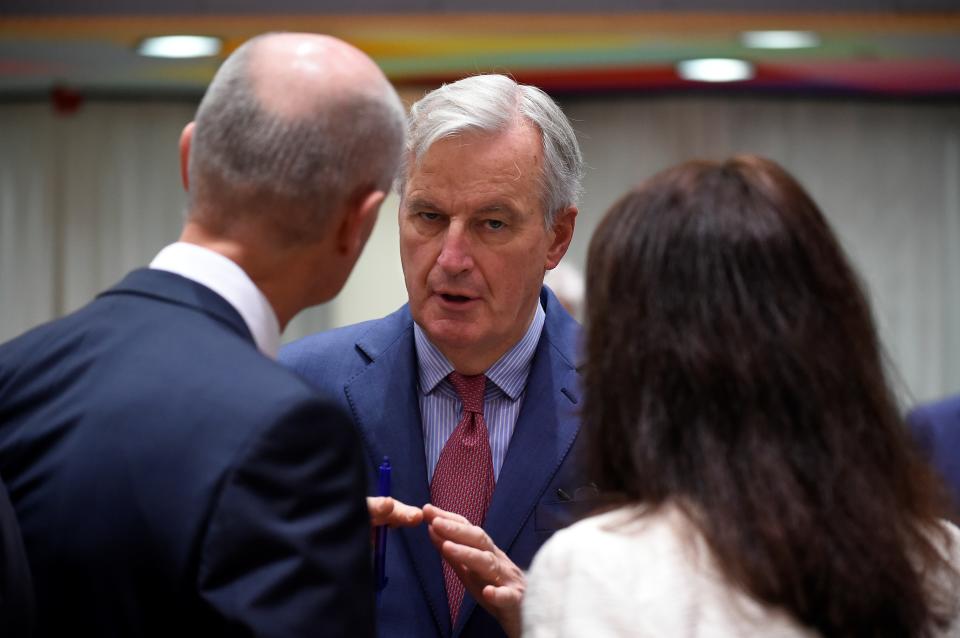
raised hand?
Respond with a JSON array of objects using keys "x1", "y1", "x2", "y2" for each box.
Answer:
[{"x1": 423, "y1": 504, "x2": 524, "y2": 638}]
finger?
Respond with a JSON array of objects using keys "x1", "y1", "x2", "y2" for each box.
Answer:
[
  {"x1": 387, "y1": 500, "x2": 424, "y2": 527},
  {"x1": 482, "y1": 584, "x2": 523, "y2": 608},
  {"x1": 426, "y1": 522, "x2": 445, "y2": 549},
  {"x1": 367, "y1": 496, "x2": 395, "y2": 527},
  {"x1": 422, "y1": 504, "x2": 470, "y2": 525},
  {"x1": 429, "y1": 516, "x2": 492, "y2": 550},
  {"x1": 482, "y1": 585, "x2": 524, "y2": 638},
  {"x1": 440, "y1": 540, "x2": 499, "y2": 583}
]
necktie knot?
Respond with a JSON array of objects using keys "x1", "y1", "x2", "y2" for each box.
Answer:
[{"x1": 448, "y1": 372, "x2": 486, "y2": 414}]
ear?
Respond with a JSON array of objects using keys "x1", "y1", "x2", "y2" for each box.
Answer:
[
  {"x1": 179, "y1": 122, "x2": 195, "y2": 192},
  {"x1": 545, "y1": 206, "x2": 577, "y2": 269},
  {"x1": 337, "y1": 189, "x2": 387, "y2": 257}
]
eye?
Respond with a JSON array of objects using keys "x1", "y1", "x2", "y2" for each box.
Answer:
[
  {"x1": 418, "y1": 212, "x2": 441, "y2": 222},
  {"x1": 485, "y1": 219, "x2": 505, "y2": 230}
]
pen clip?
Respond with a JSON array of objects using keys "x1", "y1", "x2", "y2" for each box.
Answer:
[{"x1": 378, "y1": 456, "x2": 391, "y2": 496}]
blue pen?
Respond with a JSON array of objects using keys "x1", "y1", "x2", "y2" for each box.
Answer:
[{"x1": 374, "y1": 456, "x2": 391, "y2": 605}]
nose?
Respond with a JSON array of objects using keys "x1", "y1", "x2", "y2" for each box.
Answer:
[{"x1": 435, "y1": 221, "x2": 474, "y2": 275}]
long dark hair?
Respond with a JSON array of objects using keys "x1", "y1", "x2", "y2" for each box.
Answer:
[{"x1": 584, "y1": 155, "x2": 957, "y2": 636}]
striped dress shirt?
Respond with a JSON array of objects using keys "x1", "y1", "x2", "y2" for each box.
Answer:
[{"x1": 414, "y1": 301, "x2": 546, "y2": 483}]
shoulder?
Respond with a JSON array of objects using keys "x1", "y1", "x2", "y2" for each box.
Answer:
[
  {"x1": 527, "y1": 506, "x2": 704, "y2": 610},
  {"x1": 933, "y1": 519, "x2": 960, "y2": 568},
  {"x1": 525, "y1": 506, "x2": 816, "y2": 637},
  {"x1": 530, "y1": 506, "x2": 687, "y2": 577},
  {"x1": 927, "y1": 520, "x2": 960, "y2": 636},
  {"x1": 279, "y1": 307, "x2": 412, "y2": 381},
  {"x1": 539, "y1": 286, "x2": 582, "y2": 369},
  {"x1": 523, "y1": 506, "x2": 700, "y2": 637}
]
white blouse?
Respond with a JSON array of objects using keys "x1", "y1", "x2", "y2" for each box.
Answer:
[{"x1": 523, "y1": 505, "x2": 960, "y2": 638}]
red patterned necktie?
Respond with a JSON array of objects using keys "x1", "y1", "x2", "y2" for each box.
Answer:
[{"x1": 430, "y1": 371, "x2": 495, "y2": 625}]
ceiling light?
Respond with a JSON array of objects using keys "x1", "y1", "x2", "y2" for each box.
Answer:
[
  {"x1": 137, "y1": 36, "x2": 222, "y2": 59},
  {"x1": 676, "y1": 58, "x2": 755, "y2": 83},
  {"x1": 740, "y1": 30, "x2": 821, "y2": 49}
]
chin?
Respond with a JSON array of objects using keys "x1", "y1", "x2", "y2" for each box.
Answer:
[{"x1": 422, "y1": 320, "x2": 481, "y2": 349}]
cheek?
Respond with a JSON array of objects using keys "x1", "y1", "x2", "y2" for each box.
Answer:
[
  {"x1": 487, "y1": 254, "x2": 541, "y2": 301},
  {"x1": 400, "y1": 243, "x2": 435, "y2": 294}
]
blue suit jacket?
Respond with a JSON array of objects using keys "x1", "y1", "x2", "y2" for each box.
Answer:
[
  {"x1": 908, "y1": 394, "x2": 960, "y2": 514},
  {"x1": 0, "y1": 269, "x2": 374, "y2": 638},
  {"x1": 281, "y1": 287, "x2": 590, "y2": 638}
]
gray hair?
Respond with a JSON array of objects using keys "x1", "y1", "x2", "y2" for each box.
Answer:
[
  {"x1": 402, "y1": 74, "x2": 583, "y2": 227},
  {"x1": 189, "y1": 35, "x2": 406, "y2": 239}
]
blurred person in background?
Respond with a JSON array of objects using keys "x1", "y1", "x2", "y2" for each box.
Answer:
[
  {"x1": 909, "y1": 394, "x2": 960, "y2": 518},
  {"x1": 282, "y1": 73, "x2": 588, "y2": 638},
  {"x1": 0, "y1": 32, "x2": 405, "y2": 637},
  {"x1": 523, "y1": 155, "x2": 960, "y2": 637}
]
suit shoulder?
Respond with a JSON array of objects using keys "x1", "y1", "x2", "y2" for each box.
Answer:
[
  {"x1": 280, "y1": 309, "x2": 411, "y2": 381},
  {"x1": 540, "y1": 297, "x2": 582, "y2": 371},
  {"x1": 280, "y1": 318, "x2": 379, "y2": 373}
]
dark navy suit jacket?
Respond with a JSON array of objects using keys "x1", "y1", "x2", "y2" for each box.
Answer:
[
  {"x1": 908, "y1": 393, "x2": 960, "y2": 514},
  {"x1": 0, "y1": 269, "x2": 374, "y2": 638},
  {"x1": 281, "y1": 288, "x2": 591, "y2": 638},
  {"x1": 0, "y1": 473, "x2": 34, "y2": 637}
]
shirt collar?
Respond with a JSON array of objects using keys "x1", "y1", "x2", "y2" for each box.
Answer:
[
  {"x1": 413, "y1": 299, "x2": 545, "y2": 401},
  {"x1": 149, "y1": 242, "x2": 281, "y2": 358}
]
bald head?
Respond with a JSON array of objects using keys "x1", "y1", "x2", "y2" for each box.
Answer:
[
  {"x1": 250, "y1": 34, "x2": 394, "y2": 120},
  {"x1": 187, "y1": 32, "x2": 406, "y2": 242}
]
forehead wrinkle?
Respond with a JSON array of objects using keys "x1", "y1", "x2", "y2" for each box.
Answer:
[{"x1": 406, "y1": 122, "x2": 543, "y2": 219}]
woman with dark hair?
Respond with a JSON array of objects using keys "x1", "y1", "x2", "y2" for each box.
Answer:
[{"x1": 522, "y1": 155, "x2": 960, "y2": 637}]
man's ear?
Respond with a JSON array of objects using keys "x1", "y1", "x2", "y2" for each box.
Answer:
[
  {"x1": 545, "y1": 206, "x2": 578, "y2": 269},
  {"x1": 337, "y1": 189, "x2": 387, "y2": 257},
  {"x1": 179, "y1": 122, "x2": 195, "y2": 192}
]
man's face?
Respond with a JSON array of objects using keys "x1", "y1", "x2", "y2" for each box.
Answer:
[{"x1": 399, "y1": 123, "x2": 574, "y2": 370}]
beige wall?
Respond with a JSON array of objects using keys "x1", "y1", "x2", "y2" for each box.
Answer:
[{"x1": 2, "y1": 96, "x2": 958, "y2": 404}]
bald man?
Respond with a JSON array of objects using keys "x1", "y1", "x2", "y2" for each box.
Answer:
[{"x1": 0, "y1": 33, "x2": 405, "y2": 637}]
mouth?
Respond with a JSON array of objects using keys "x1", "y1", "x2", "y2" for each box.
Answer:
[{"x1": 435, "y1": 291, "x2": 478, "y2": 306}]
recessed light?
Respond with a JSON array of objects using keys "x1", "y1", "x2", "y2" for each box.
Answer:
[
  {"x1": 676, "y1": 58, "x2": 755, "y2": 83},
  {"x1": 137, "y1": 35, "x2": 222, "y2": 59},
  {"x1": 740, "y1": 30, "x2": 821, "y2": 49}
]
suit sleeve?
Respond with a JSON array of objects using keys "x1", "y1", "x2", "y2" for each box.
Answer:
[{"x1": 197, "y1": 397, "x2": 374, "y2": 638}]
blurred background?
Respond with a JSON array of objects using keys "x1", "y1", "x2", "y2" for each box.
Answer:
[{"x1": 1, "y1": 1, "x2": 958, "y2": 407}]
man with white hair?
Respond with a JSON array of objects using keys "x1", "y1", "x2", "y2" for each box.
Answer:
[
  {"x1": 282, "y1": 74, "x2": 590, "y2": 638},
  {"x1": 0, "y1": 33, "x2": 405, "y2": 637}
]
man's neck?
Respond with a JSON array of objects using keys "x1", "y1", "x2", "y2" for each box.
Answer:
[{"x1": 178, "y1": 221, "x2": 298, "y2": 329}]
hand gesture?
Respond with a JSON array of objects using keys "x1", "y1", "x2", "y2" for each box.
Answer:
[{"x1": 423, "y1": 504, "x2": 524, "y2": 638}]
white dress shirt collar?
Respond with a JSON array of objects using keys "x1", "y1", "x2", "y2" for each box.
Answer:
[{"x1": 149, "y1": 242, "x2": 281, "y2": 358}]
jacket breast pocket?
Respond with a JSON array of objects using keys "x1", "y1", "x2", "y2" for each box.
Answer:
[{"x1": 534, "y1": 499, "x2": 600, "y2": 532}]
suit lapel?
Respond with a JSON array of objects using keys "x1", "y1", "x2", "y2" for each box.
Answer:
[
  {"x1": 343, "y1": 310, "x2": 450, "y2": 636},
  {"x1": 454, "y1": 289, "x2": 582, "y2": 634}
]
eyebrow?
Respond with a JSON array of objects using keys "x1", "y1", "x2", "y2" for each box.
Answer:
[
  {"x1": 405, "y1": 197, "x2": 440, "y2": 212},
  {"x1": 405, "y1": 198, "x2": 520, "y2": 219},
  {"x1": 477, "y1": 204, "x2": 510, "y2": 214}
]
